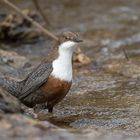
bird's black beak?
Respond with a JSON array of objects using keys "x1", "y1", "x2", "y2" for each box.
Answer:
[{"x1": 75, "y1": 38, "x2": 83, "y2": 43}]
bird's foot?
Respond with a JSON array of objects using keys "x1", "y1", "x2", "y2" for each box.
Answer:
[
  {"x1": 36, "y1": 109, "x2": 54, "y2": 120},
  {"x1": 24, "y1": 108, "x2": 38, "y2": 119},
  {"x1": 33, "y1": 103, "x2": 47, "y2": 113}
]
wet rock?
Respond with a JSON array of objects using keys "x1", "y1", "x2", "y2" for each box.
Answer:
[
  {"x1": 0, "y1": 89, "x2": 22, "y2": 113},
  {"x1": 73, "y1": 47, "x2": 91, "y2": 65},
  {"x1": 0, "y1": 10, "x2": 42, "y2": 43},
  {"x1": 0, "y1": 49, "x2": 28, "y2": 68},
  {"x1": 0, "y1": 114, "x2": 76, "y2": 140}
]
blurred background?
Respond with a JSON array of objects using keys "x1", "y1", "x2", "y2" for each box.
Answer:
[{"x1": 0, "y1": 0, "x2": 140, "y2": 140}]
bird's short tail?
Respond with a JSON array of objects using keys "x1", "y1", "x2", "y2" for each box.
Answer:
[{"x1": 0, "y1": 77, "x2": 22, "y2": 98}]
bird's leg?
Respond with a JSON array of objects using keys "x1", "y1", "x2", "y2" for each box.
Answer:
[
  {"x1": 47, "y1": 103, "x2": 53, "y2": 113},
  {"x1": 48, "y1": 107, "x2": 53, "y2": 113},
  {"x1": 33, "y1": 103, "x2": 54, "y2": 119}
]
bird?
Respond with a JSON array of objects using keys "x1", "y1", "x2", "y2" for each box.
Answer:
[{"x1": 0, "y1": 31, "x2": 83, "y2": 113}]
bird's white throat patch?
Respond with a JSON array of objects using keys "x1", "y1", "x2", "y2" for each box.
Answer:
[{"x1": 51, "y1": 41, "x2": 76, "y2": 81}]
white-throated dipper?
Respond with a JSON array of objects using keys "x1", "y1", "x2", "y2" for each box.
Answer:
[{"x1": 0, "y1": 31, "x2": 83, "y2": 113}]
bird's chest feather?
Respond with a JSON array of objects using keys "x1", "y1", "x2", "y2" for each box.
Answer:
[{"x1": 40, "y1": 76, "x2": 72, "y2": 100}]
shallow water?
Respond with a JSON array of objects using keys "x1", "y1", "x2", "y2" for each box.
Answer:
[
  {"x1": 1, "y1": 0, "x2": 140, "y2": 135},
  {"x1": 37, "y1": 71, "x2": 140, "y2": 135}
]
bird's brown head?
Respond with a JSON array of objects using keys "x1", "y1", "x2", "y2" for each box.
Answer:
[
  {"x1": 58, "y1": 31, "x2": 83, "y2": 44},
  {"x1": 47, "y1": 31, "x2": 82, "y2": 61},
  {"x1": 56, "y1": 31, "x2": 83, "y2": 52}
]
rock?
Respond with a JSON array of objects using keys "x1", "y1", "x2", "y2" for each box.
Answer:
[
  {"x1": 0, "y1": 10, "x2": 41, "y2": 43},
  {"x1": 73, "y1": 47, "x2": 91, "y2": 65},
  {"x1": 0, "y1": 89, "x2": 22, "y2": 113},
  {"x1": 0, "y1": 49, "x2": 28, "y2": 68},
  {"x1": 0, "y1": 114, "x2": 76, "y2": 140}
]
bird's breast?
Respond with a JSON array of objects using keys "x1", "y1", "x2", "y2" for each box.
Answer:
[{"x1": 40, "y1": 75, "x2": 72, "y2": 101}]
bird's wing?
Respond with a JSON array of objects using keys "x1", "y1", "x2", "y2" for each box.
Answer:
[{"x1": 18, "y1": 61, "x2": 53, "y2": 100}]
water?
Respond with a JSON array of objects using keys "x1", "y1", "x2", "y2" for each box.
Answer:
[{"x1": 36, "y1": 71, "x2": 140, "y2": 135}]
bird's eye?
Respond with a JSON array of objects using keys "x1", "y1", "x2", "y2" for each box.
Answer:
[{"x1": 65, "y1": 37, "x2": 68, "y2": 40}]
